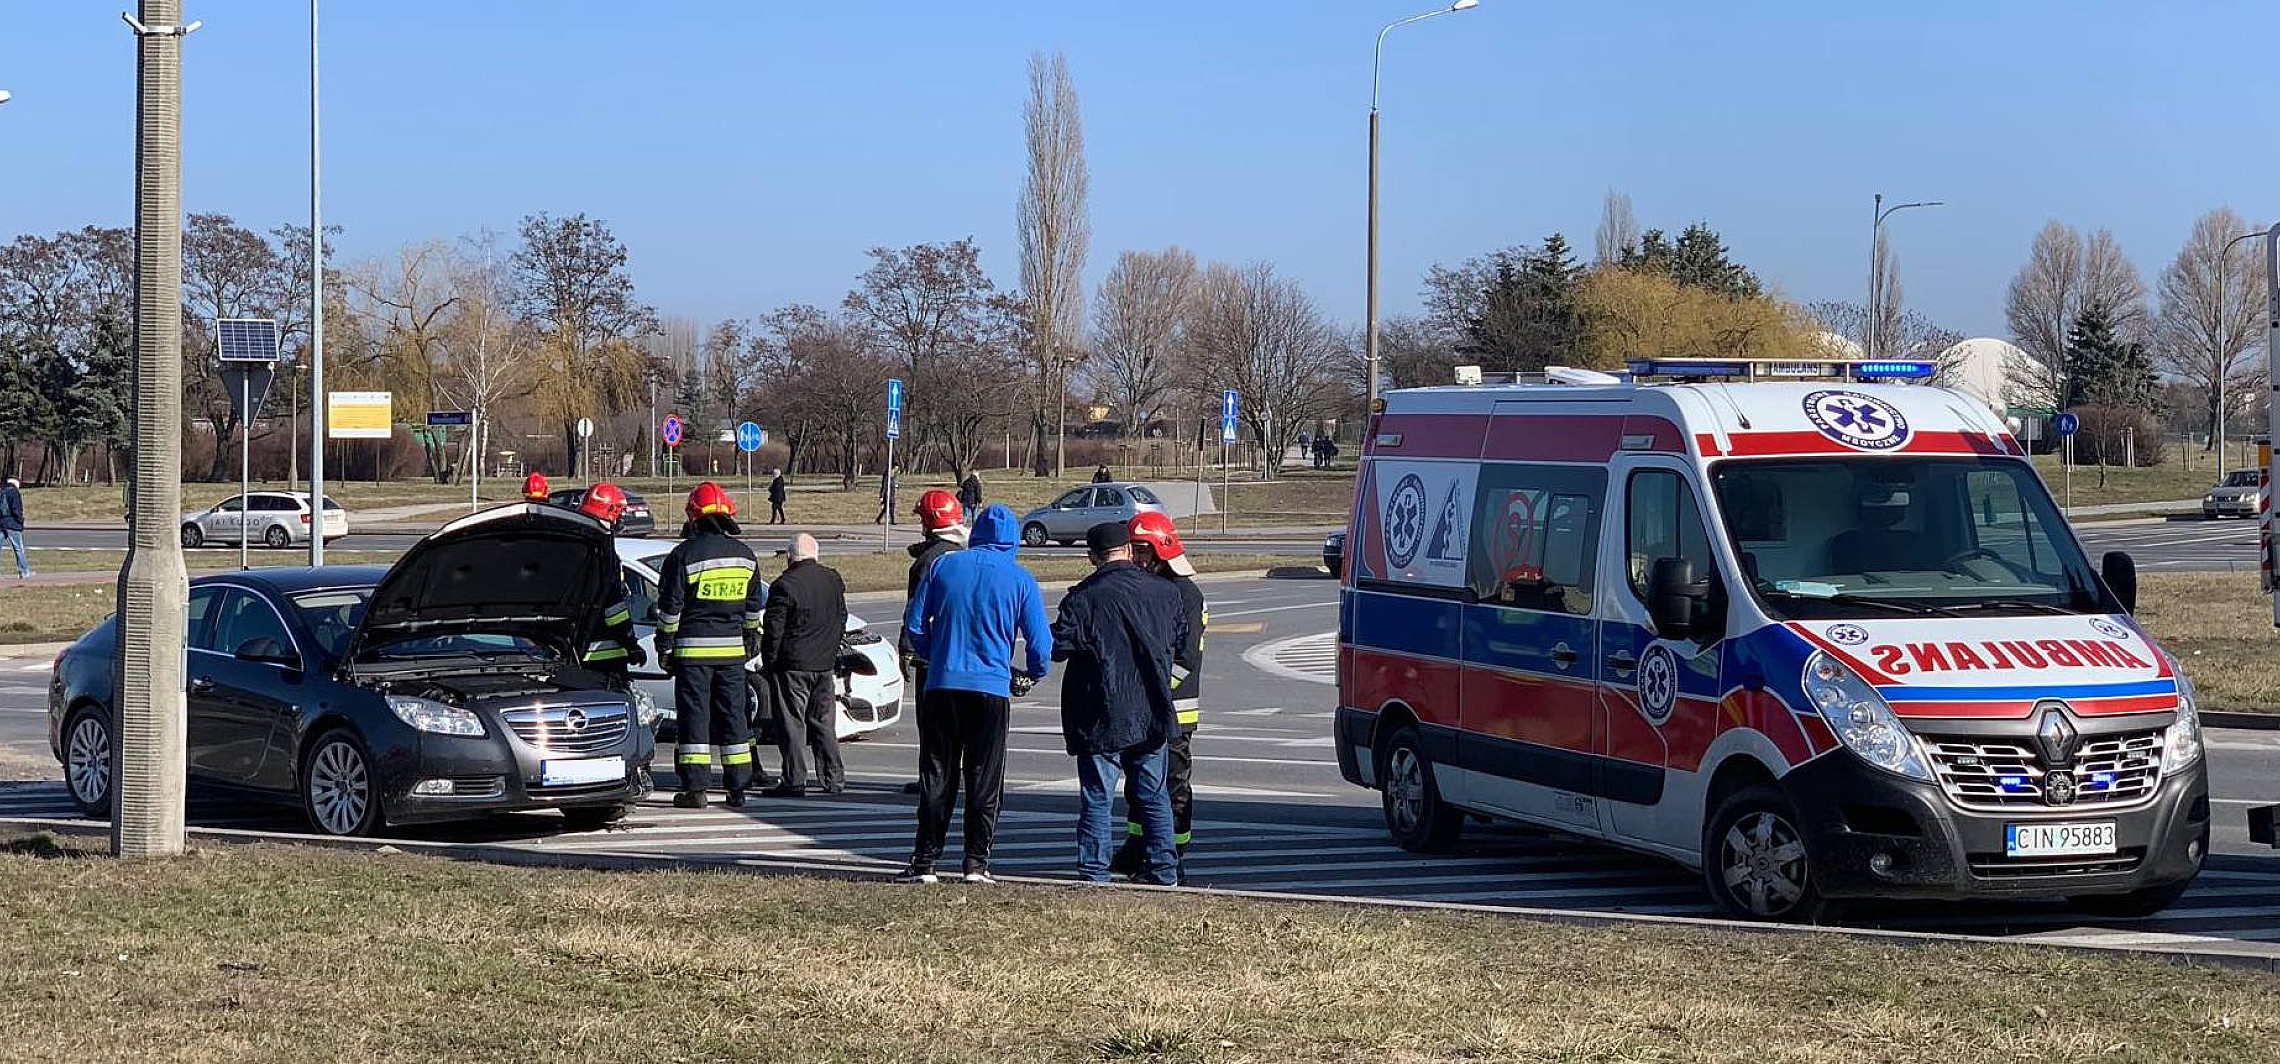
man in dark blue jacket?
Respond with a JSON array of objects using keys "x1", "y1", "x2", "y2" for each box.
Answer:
[
  {"x1": 1052, "y1": 521, "x2": 1188, "y2": 885},
  {"x1": 899, "y1": 503, "x2": 1052, "y2": 884},
  {"x1": 0, "y1": 477, "x2": 26, "y2": 579}
]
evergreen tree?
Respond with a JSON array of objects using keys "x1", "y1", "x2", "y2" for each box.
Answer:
[
  {"x1": 1519, "y1": 232, "x2": 1582, "y2": 365},
  {"x1": 1456, "y1": 233, "x2": 1584, "y2": 372},
  {"x1": 1619, "y1": 228, "x2": 1674, "y2": 274},
  {"x1": 2062, "y1": 302, "x2": 2155, "y2": 408},
  {"x1": 675, "y1": 364, "x2": 714, "y2": 438},
  {"x1": 1670, "y1": 222, "x2": 1762, "y2": 299}
]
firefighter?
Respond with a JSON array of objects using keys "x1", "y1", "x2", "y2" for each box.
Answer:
[
  {"x1": 574, "y1": 483, "x2": 646, "y2": 686},
  {"x1": 653, "y1": 481, "x2": 765, "y2": 808},
  {"x1": 523, "y1": 472, "x2": 550, "y2": 503},
  {"x1": 1113, "y1": 510, "x2": 1205, "y2": 878}
]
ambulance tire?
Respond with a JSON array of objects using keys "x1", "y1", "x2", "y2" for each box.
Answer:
[
  {"x1": 2068, "y1": 879, "x2": 2195, "y2": 918},
  {"x1": 1379, "y1": 726, "x2": 1461, "y2": 853},
  {"x1": 1702, "y1": 786, "x2": 1835, "y2": 923}
]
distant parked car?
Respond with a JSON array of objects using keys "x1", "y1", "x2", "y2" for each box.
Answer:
[
  {"x1": 1019, "y1": 482, "x2": 1167, "y2": 546},
  {"x1": 547, "y1": 487, "x2": 658, "y2": 537},
  {"x1": 180, "y1": 491, "x2": 348, "y2": 550},
  {"x1": 1323, "y1": 529, "x2": 1345, "y2": 577},
  {"x1": 2203, "y1": 469, "x2": 2267, "y2": 519}
]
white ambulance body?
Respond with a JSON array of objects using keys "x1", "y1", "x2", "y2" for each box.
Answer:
[{"x1": 1332, "y1": 359, "x2": 2209, "y2": 921}]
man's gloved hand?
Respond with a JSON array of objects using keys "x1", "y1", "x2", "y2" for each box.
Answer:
[
  {"x1": 627, "y1": 644, "x2": 648, "y2": 668},
  {"x1": 654, "y1": 636, "x2": 678, "y2": 675},
  {"x1": 1009, "y1": 673, "x2": 1037, "y2": 697}
]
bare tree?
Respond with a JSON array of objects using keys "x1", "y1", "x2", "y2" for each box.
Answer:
[
  {"x1": 2004, "y1": 220, "x2": 2084, "y2": 408},
  {"x1": 1185, "y1": 262, "x2": 1346, "y2": 477},
  {"x1": 345, "y1": 240, "x2": 462, "y2": 481},
  {"x1": 509, "y1": 213, "x2": 657, "y2": 475},
  {"x1": 1375, "y1": 314, "x2": 1461, "y2": 389},
  {"x1": 759, "y1": 305, "x2": 888, "y2": 489},
  {"x1": 182, "y1": 213, "x2": 301, "y2": 481},
  {"x1": 2155, "y1": 207, "x2": 2269, "y2": 449},
  {"x1": 1016, "y1": 51, "x2": 1091, "y2": 477},
  {"x1": 843, "y1": 240, "x2": 1004, "y2": 475},
  {"x1": 438, "y1": 232, "x2": 534, "y2": 485},
  {"x1": 1594, "y1": 189, "x2": 1638, "y2": 266},
  {"x1": 1868, "y1": 227, "x2": 1903, "y2": 359},
  {"x1": 1086, "y1": 247, "x2": 1197, "y2": 439},
  {"x1": 2084, "y1": 228, "x2": 2149, "y2": 340}
]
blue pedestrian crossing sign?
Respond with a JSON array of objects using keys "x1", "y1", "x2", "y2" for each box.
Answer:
[
  {"x1": 886, "y1": 378, "x2": 904, "y2": 441},
  {"x1": 1221, "y1": 389, "x2": 1239, "y2": 445},
  {"x1": 736, "y1": 421, "x2": 766, "y2": 453},
  {"x1": 2053, "y1": 411, "x2": 2079, "y2": 437}
]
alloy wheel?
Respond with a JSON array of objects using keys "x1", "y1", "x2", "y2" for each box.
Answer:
[
  {"x1": 308, "y1": 739, "x2": 372, "y2": 835},
  {"x1": 1385, "y1": 747, "x2": 1424, "y2": 836},
  {"x1": 66, "y1": 716, "x2": 111, "y2": 809},
  {"x1": 1720, "y1": 810, "x2": 1809, "y2": 917}
]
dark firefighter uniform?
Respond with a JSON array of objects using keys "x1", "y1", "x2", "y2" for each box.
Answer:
[
  {"x1": 1117, "y1": 577, "x2": 1205, "y2": 863},
  {"x1": 655, "y1": 528, "x2": 766, "y2": 798},
  {"x1": 579, "y1": 570, "x2": 644, "y2": 687}
]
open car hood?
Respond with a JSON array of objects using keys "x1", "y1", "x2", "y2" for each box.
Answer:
[{"x1": 344, "y1": 504, "x2": 616, "y2": 667}]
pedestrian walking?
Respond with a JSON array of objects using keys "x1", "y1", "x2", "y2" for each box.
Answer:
[
  {"x1": 1111, "y1": 511, "x2": 1205, "y2": 877},
  {"x1": 655, "y1": 482, "x2": 764, "y2": 808},
  {"x1": 762, "y1": 533, "x2": 850, "y2": 797},
  {"x1": 898, "y1": 503, "x2": 1052, "y2": 884},
  {"x1": 875, "y1": 465, "x2": 899, "y2": 524},
  {"x1": 0, "y1": 476, "x2": 28, "y2": 579},
  {"x1": 1091, "y1": 464, "x2": 1113, "y2": 484},
  {"x1": 957, "y1": 471, "x2": 983, "y2": 514},
  {"x1": 899, "y1": 489, "x2": 969, "y2": 797},
  {"x1": 1052, "y1": 521, "x2": 1188, "y2": 885},
  {"x1": 767, "y1": 469, "x2": 788, "y2": 525}
]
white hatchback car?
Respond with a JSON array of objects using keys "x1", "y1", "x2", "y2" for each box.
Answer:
[
  {"x1": 612, "y1": 538, "x2": 904, "y2": 742},
  {"x1": 180, "y1": 491, "x2": 350, "y2": 549}
]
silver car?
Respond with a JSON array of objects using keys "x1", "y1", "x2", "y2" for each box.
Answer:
[
  {"x1": 180, "y1": 491, "x2": 350, "y2": 549},
  {"x1": 1019, "y1": 482, "x2": 1167, "y2": 546},
  {"x1": 2204, "y1": 469, "x2": 2266, "y2": 519}
]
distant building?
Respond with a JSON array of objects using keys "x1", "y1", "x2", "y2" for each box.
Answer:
[{"x1": 1936, "y1": 337, "x2": 2041, "y2": 413}]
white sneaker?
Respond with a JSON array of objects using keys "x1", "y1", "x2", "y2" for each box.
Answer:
[{"x1": 962, "y1": 867, "x2": 996, "y2": 885}]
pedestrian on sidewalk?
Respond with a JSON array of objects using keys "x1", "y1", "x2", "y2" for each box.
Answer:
[
  {"x1": 762, "y1": 533, "x2": 850, "y2": 797},
  {"x1": 957, "y1": 471, "x2": 983, "y2": 514},
  {"x1": 897, "y1": 503, "x2": 1052, "y2": 885},
  {"x1": 0, "y1": 477, "x2": 28, "y2": 579},
  {"x1": 875, "y1": 465, "x2": 898, "y2": 524},
  {"x1": 1052, "y1": 521, "x2": 1188, "y2": 885},
  {"x1": 900, "y1": 490, "x2": 969, "y2": 797},
  {"x1": 768, "y1": 469, "x2": 788, "y2": 525}
]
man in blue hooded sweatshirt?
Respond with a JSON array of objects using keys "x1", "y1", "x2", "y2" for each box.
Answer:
[{"x1": 898, "y1": 503, "x2": 1052, "y2": 884}]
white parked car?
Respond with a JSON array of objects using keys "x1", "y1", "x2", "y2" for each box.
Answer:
[
  {"x1": 2203, "y1": 469, "x2": 2266, "y2": 519},
  {"x1": 180, "y1": 491, "x2": 349, "y2": 549},
  {"x1": 612, "y1": 538, "x2": 903, "y2": 742}
]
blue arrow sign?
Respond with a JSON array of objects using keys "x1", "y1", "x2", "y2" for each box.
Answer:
[
  {"x1": 886, "y1": 378, "x2": 904, "y2": 440},
  {"x1": 736, "y1": 421, "x2": 765, "y2": 453},
  {"x1": 661, "y1": 414, "x2": 684, "y2": 447},
  {"x1": 2054, "y1": 411, "x2": 2079, "y2": 438},
  {"x1": 1220, "y1": 389, "x2": 1239, "y2": 445}
]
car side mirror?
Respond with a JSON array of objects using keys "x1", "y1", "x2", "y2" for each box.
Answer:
[
  {"x1": 1646, "y1": 557, "x2": 1700, "y2": 640},
  {"x1": 2101, "y1": 550, "x2": 2137, "y2": 614},
  {"x1": 235, "y1": 636, "x2": 299, "y2": 669}
]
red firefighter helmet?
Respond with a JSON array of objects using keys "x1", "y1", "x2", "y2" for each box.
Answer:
[
  {"x1": 580, "y1": 482, "x2": 629, "y2": 526},
  {"x1": 522, "y1": 472, "x2": 550, "y2": 502},
  {"x1": 685, "y1": 481, "x2": 736, "y2": 522},
  {"x1": 914, "y1": 488, "x2": 964, "y2": 532},
  {"x1": 1128, "y1": 510, "x2": 1197, "y2": 577}
]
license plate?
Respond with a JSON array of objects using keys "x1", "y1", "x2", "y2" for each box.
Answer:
[
  {"x1": 2005, "y1": 821, "x2": 2117, "y2": 858},
  {"x1": 541, "y1": 757, "x2": 625, "y2": 788}
]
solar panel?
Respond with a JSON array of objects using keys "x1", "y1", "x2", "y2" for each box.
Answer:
[{"x1": 216, "y1": 318, "x2": 281, "y2": 363}]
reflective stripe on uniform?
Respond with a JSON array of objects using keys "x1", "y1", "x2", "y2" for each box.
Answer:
[
  {"x1": 1170, "y1": 665, "x2": 1192, "y2": 684},
  {"x1": 603, "y1": 605, "x2": 633, "y2": 627},
  {"x1": 676, "y1": 743, "x2": 717, "y2": 766},
  {"x1": 1175, "y1": 697, "x2": 1199, "y2": 726},
  {"x1": 720, "y1": 743, "x2": 753, "y2": 766},
  {"x1": 684, "y1": 556, "x2": 758, "y2": 577},
  {"x1": 656, "y1": 611, "x2": 681, "y2": 633},
  {"x1": 583, "y1": 641, "x2": 629, "y2": 661},
  {"x1": 1125, "y1": 822, "x2": 1195, "y2": 847},
  {"x1": 673, "y1": 635, "x2": 748, "y2": 659}
]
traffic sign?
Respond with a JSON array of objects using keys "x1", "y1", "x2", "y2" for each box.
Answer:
[
  {"x1": 661, "y1": 415, "x2": 684, "y2": 447},
  {"x1": 1220, "y1": 389, "x2": 1239, "y2": 445},
  {"x1": 736, "y1": 421, "x2": 765, "y2": 453},
  {"x1": 428, "y1": 410, "x2": 473, "y2": 428},
  {"x1": 576, "y1": 417, "x2": 594, "y2": 439},
  {"x1": 886, "y1": 378, "x2": 904, "y2": 441},
  {"x1": 2054, "y1": 411, "x2": 2080, "y2": 438}
]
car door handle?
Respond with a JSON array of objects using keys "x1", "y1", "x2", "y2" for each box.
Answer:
[
  {"x1": 1549, "y1": 643, "x2": 1578, "y2": 668},
  {"x1": 1605, "y1": 652, "x2": 1637, "y2": 673},
  {"x1": 188, "y1": 677, "x2": 215, "y2": 693}
]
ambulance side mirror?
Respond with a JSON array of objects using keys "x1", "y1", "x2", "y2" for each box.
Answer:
[
  {"x1": 1647, "y1": 557, "x2": 1701, "y2": 640},
  {"x1": 2101, "y1": 551, "x2": 2137, "y2": 614}
]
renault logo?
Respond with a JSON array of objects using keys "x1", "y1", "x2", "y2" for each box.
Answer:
[
  {"x1": 2034, "y1": 703, "x2": 2080, "y2": 766},
  {"x1": 564, "y1": 709, "x2": 588, "y2": 734}
]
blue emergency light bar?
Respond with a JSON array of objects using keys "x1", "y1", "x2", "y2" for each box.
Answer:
[
  {"x1": 1626, "y1": 359, "x2": 1750, "y2": 378},
  {"x1": 1623, "y1": 357, "x2": 1937, "y2": 383},
  {"x1": 1852, "y1": 361, "x2": 1937, "y2": 380}
]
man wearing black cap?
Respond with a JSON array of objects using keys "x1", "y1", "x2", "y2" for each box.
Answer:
[{"x1": 1051, "y1": 521, "x2": 1189, "y2": 884}]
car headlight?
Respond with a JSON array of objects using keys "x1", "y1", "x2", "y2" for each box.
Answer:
[
  {"x1": 629, "y1": 686, "x2": 663, "y2": 729},
  {"x1": 2161, "y1": 653, "x2": 2204, "y2": 773},
  {"x1": 385, "y1": 695, "x2": 484, "y2": 737},
  {"x1": 1804, "y1": 651, "x2": 1932, "y2": 781}
]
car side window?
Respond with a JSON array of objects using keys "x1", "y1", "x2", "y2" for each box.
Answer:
[
  {"x1": 1626, "y1": 470, "x2": 1713, "y2": 600},
  {"x1": 622, "y1": 565, "x2": 659, "y2": 624},
  {"x1": 1097, "y1": 487, "x2": 1126, "y2": 508},
  {"x1": 211, "y1": 590, "x2": 296, "y2": 660},
  {"x1": 213, "y1": 498, "x2": 242, "y2": 513},
  {"x1": 1053, "y1": 489, "x2": 1089, "y2": 509},
  {"x1": 257, "y1": 496, "x2": 293, "y2": 512},
  {"x1": 1129, "y1": 486, "x2": 1161, "y2": 505},
  {"x1": 186, "y1": 587, "x2": 223, "y2": 651},
  {"x1": 1469, "y1": 463, "x2": 1602, "y2": 615}
]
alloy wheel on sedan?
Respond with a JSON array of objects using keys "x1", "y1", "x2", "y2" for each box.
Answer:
[
  {"x1": 180, "y1": 524, "x2": 204, "y2": 549},
  {"x1": 304, "y1": 734, "x2": 377, "y2": 836},
  {"x1": 1022, "y1": 523, "x2": 1048, "y2": 547},
  {"x1": 65, "y1": 712, "x2": 112, "y2": 816},
  {"x1": 263, "y1": 523, "x2": 292, "y2": 549}
]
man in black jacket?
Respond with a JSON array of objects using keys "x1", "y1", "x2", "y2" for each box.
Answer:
[
  {"x1": 1112, "y1": 511, "x2": 1205, "y2": 878},
  {"x1": 767, "y1": 470, "x2": 788, "y2": 525},
  {"x1": 1052, "y1": 521, "x2": 1188, "y2": 884},
  {"x1": 763, "y1": 533, "x2": 850, "y2": 796}
]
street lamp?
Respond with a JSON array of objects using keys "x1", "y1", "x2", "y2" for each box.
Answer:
[
  {"x1": 1365, "y1": 0, "x2": 1479, "y2": 417},
  {"x1": 306, "y1": 0, "x2": 328, "y2": 565},
  {"x1": 1866, "y1": 194, "x2": 1942, "y2": 359}
]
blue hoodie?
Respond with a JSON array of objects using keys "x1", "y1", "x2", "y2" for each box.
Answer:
[{"x1": 904, "y1": 504, "x2": 1052, "y2": 696}]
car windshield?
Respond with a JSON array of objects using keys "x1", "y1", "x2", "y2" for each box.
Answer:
[
  {"x1": 2222, "y1": 471, "x2": 2260, "y2": 488},
  {"x1": 1709, "y1": 456, "x2": 2112, "y2": 619},
  {"x1": 292, "y1": 588, "x2": 372, "y2": 659}
]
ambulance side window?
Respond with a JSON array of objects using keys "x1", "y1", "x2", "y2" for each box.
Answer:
[
  {"x1": 1626, "y1": 470, "x2": 1713, "y2": 600},
  {"x1": 1469, "y1": 463, "x2": 1602, "y2": 615}
]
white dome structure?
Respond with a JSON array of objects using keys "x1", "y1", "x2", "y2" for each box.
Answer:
[
  {"x1": 1812, "y1": 331, "x2": 1865, "y2": 360},
  {"x1": 1937, "y1": 338, "x2": 2039, "y2": 413}
]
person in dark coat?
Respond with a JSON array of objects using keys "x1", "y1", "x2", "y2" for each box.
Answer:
[
  {"x1": 767, "y1": 469, "x2": 788, "y2": 525},
  {"x1": 1090, "y1": 464, "x2": 1113, "y2": 484},
  {"x1": 761, "y1": 533, "x2": 850, "y2": 796},
  {"x1": 957, "y1": 472, "x2": 983, "y2": 513},
  {"x1": 0, "y1": 476, "x2": 27, "y2": 579},
  {"x1": 875, "y1": 465, "x2": 898, "y2": 524},
  {"x1": 1051, "y1": 521, "x2": 1188, "y2": 884}
]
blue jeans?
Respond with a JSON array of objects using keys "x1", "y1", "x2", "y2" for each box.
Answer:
[
  {"x1": 0, "y1": 529, "x2": 24, "y2": 577},
  {"x1": 1077, "y1": 741, "x2": 1177, "y2": 883}
]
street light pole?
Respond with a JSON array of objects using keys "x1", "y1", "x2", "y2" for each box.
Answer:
[
  {"x1": 2263, "y1": 221, "x2": 2280, "y2": 627},
  {"x1": 1365, "y1": 0, "x2": 1478, "y2": 418},
  {"x1": 2213, "y1": 229, "x2": 2266, "y2": 470},
  {"x1": 1866, "y1": 194, "x2": 1942, "y2": 359},
  {"x1": 306, "y1": 0, "x2": 327, "y2": 565}
]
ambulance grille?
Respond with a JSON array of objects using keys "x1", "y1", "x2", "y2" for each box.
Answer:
[{"x1": 1923, "y1": 730, "x2": 2162, "y2": 811}]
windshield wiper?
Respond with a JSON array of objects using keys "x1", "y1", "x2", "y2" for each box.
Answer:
[
  {"x1": 1756, "y1": 586, "x2": 1958, "y2": 617},
  {"x1": 1942, "y1": 599, "x2": 2081, "y2": 616}
]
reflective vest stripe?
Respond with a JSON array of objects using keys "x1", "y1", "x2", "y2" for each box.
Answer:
[{"x1": 684, "y1": 557, "x2": 758, "y2": 577}]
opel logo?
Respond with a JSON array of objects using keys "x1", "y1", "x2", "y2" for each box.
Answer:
[
  {"x1": 2034, "y1": 703, "x2": 2080, "y2": 767},
  {"x1": 2044, "y1": 769, "x2": 2079, "y2": 807},
  {"x1": 564, "y1": 709, "x2": 588, "y2": 734}
]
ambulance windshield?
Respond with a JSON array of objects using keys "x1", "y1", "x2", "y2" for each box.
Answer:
[{"x1": 1709, "y1": 456, "x2": 2114, "y2": 620}]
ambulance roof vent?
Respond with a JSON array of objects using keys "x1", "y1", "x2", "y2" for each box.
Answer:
[{"x1": 1545, "y1": 365, "x2": 1624, "y2": 386}]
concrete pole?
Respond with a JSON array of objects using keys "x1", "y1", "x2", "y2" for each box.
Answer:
[
  {"x1": 2263, "y1": 224, "x2": 2280, "y2": 625},
  {"x1": 1364, "y1": 108, "x2": 1381, "y2": 416},
  {"x1": 115, "y1": 0, "x2": 193, "y2": 858},
  {"x1": 1867, "y1": 194, "x2": 1881, "y2": 360},
  {"x1": 306, "y1": 0, "x2": 326, "y2": 565}
]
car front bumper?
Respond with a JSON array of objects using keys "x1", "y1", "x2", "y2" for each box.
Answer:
[
  {"x1": 376, "y1": 726, "x2": 656, "y2": 825},
  {"x1": 1782, "y1": 751, "x2": 2209, "y2": 901},
  {"x1": 2205, "y1": 499, "x2": 2258, "y2": 517}
]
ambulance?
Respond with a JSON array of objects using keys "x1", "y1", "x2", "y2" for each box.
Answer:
[{"x1": 1332, "y1": 359, "x2": 2209, "y2": 922}]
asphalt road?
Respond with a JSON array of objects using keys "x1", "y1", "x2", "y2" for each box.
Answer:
[
  {"x1": 23, "y1": 527, "x2": 1329, "y2": 559},
  {"x1": 2076, "y1": 516, "x2": 2264, "y2": 573},
  {"x1": 11, "y1": 572, "x2": 2280, "y2": 956}
]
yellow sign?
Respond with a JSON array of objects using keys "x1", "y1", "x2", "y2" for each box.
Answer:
[{"x1": 327, "y1": 391, "x2": 393, "y2": 439}]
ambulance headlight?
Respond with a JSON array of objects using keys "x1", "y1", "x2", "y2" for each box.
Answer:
[
  {"x1": 1804, "y1": 651, "x2": 1932, "y2": 782},
  {"x1": 2161, "y1": 653, "x2": 2204, "y2": 773}
]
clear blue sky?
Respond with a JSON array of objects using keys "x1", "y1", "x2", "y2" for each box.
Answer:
[{"x1": 2, "y1": 1, "x2": 2271, "y2": 339}]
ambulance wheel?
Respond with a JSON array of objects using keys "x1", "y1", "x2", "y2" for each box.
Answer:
[
  {"x1": 1380, "y1": 726, "x2": 1460, "y2": 853},
  {"x1": 1704, "y1": 786, "x2": 1833, "y2": 923},
  {"x1": 2069, "y1": 878, "x2": 2196, "y2": 918}
]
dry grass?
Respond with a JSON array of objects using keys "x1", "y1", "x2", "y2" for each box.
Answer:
[
  {"x1": 2030, "y1": 454, "x2": 2222, "y2": 508},
  {"x1": 20, "y1": 549, "x2": 399, "y2": 574},
  {"x1": 2136, "y1": 572, "x2": 2280, "y2": 713},
  {"x1": 0, "y1": 833, "x2": 2275, "y2": 1063},
  {"x1": 0, "y1": 584, "x2": 119, "y2": 645}
]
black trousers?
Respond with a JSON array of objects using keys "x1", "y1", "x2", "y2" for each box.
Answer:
[
  {"x1": 1116, "y1": 726, "x2": 1194, "y2": 865},
  {"x1": 772, "y1": 669, "x2": 842, "y2": 790},
  {"x1": 673, "y1": 662, "x2": 753, "y2": 793},
  {"x1": 769, "y1": 501, "x2": 785, "y2": 524},
  {"x1": 910, "y1": 688, "x2": 1010, "y2": 868}
]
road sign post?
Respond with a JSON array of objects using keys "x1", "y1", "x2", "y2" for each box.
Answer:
[
  {"x1": 1221, "y1": 389, "x2": 1238, "y2": 534},
  {"x1": 2055, "y1": 410, "x2": 2079, "y2": 518},
  {"x1": 884, "y1": 379, "x2": 903, "y2": 549},
  {"x1": 661, "y1": 415, "x2": 683, "y2": 498},
  {"x1": 736, "y1": 421, "x2": 764, "y2": 497}
]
